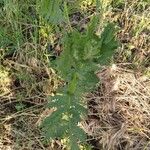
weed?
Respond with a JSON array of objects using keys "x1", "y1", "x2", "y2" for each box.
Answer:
[{"x1": 40, "y1": 2, "x2": 118, "y2": 149}]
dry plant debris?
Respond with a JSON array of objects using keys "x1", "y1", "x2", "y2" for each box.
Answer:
[{"x1": 84, "y1": 64, "x2": 150, "y2": 150}]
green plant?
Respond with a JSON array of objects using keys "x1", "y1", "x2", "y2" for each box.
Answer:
[
  {"x1": 37, "y1": 0, "x2": 65, "y2": 25},
  {"x1": 15, "y1": 102, "x2": 26, "y2": 111},
  {"x1": 41, "y1": 13, "x2": 118, "y2": 149}
]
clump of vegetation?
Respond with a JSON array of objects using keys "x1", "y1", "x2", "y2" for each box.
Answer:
[
  {"x1": 36, "y1": 1, "x2": 118, "y2": 149},
  {"x1": 41, "y1": 18, "x2": 118, "y2": 149}
]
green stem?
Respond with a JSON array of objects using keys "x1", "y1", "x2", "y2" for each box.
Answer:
[
  {"x1": 67, "y1": 72, "x2": 78, "y2": 95},
  {"x1": 64, "y1": 1, "x2": 72, "y2": 32}
]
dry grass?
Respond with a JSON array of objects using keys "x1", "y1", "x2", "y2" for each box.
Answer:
[
  {"x1": 0, "y1": 44, "x2": 59, "y2": 150},
  {"x1": 112, "y1": 0, "x2": 150, "y2": 72},
  {"x1": 1, "y1": 64, "x2": 150, "y2": 150},
  {"x1": 84, "y1": 64, "x2": 150, "y2": 150}
]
